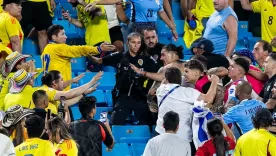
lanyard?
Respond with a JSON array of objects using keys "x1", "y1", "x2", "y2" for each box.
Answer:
[{"x1": 158, "y1": 85, "x2": 180, "y2": 107}]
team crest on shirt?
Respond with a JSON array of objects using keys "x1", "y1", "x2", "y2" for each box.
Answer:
[
  {"x1": 153, "y1": 54, "x2": 159, "y2": 61},
  {"x1": 138, "y1": 59, "x2": 143, "y2": 66}
]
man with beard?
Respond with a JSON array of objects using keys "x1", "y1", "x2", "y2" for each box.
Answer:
[{"x1": 143, "y1": 28, "x2": 164, "y2": 67}]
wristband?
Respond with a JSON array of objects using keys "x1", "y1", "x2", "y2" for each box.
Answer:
[
  {"x1": 97, "y1": 46, "x2": 103, "y2": 53},
  {"x1": 143, "y1": 71, "x2": 147, "y2": 77}
]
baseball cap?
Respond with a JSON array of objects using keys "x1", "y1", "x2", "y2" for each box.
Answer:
[
  {"x1": 191, "y1": 37, "x2": 214, "y2": 53},
  {"x1": 2, "y1": 0, "x2": 21, "y2": 6}
]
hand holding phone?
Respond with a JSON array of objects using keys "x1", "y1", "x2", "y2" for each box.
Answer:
[{"x1": 100, "y1": 111, "x2": 107, "y2": 123}]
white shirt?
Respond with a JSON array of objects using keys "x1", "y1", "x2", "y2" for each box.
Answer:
[
  {"x1": 156, "y1": 83, "x2": 201, "y2": 142},
  {"x1": 143, "y1": 133, "x2": 191, "y2": 156},
  {"x1": 0, "y1": 134, "x2": 15, "y2": 156},
  {"x1": 104, "y1": 5, "x2": 120, "y2": 29}
]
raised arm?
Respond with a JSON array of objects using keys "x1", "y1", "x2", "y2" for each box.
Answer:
[
  {"x1": 240, "y1": 0, "x2": 253, "y2": 11},
  {"x1": 158, "y1": 11, "x2": 178, "y2": 41},
  {"x1": 163, "y1": 0, "x2": 175, "y2": 26},
  {"x1": 54, "y1": 72, "x2": 103, "y2": 100},
  {"x1": 130, "y1": 64, "x2": 165, "y2": 82},
  {"x1": 197, "y1": 75, "x2": 219, "y2": 104},
  {"x1": 224, "y1": 16, "x2": 238, "y2": 57}
]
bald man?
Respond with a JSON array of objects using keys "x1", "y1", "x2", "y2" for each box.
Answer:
[{"x1": 223, "y1": 80, "x2": 266, "y2": 135}]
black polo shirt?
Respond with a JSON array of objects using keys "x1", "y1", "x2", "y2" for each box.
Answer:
[
  {"x1": 146, "y1": 43, "x2": 164, "y2": 67},
  {"x1": 260, "y1": 74, "x2": 276, "y2": 103}
]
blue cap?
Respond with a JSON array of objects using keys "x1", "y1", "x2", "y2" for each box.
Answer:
[{"x1": 190, "y1": 37, "x2": 214, "y2": 53}]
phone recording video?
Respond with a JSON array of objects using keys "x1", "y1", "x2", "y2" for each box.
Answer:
[{"x1": 100, "y1": 111, "x2": 107, "y2": 122}]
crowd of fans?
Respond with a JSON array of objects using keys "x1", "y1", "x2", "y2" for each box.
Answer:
[{"x1": 0, "y1": 0, "x2": 276, "y2": 155}]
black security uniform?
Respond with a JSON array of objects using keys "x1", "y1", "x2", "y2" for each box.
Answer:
[{"x1": 102, "y1": 51, "x2": 159, "y2": 125}]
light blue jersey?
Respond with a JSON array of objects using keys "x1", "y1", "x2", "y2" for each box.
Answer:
[
  {"x1": 129, "y1": 0, "x2": 163, "y2": 22},
  {"x1": 223, "y1": 99, "x2": 266, "y2": 134},
  {"x1": 203, "y1": 6, "x2": 238, "y2": 55}
]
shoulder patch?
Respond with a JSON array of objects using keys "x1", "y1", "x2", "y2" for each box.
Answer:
[{"x1": 149, "y1": 56, "x2": 157, "y2": 63}]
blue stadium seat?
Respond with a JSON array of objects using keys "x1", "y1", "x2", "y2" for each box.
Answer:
[
  {"x1": 70, "y1": 106, "x2": 81, "y2": 121},
  {"x1": 238, "y1": 21, "x2": 253, "y2": 38},
  {"x1": 54, "y1": 0, "x2": 67, "y2": 3},
  {"x1": 71, "y1": 57, "x2": 86, "y2": 74},
  {"x1": 172, "y1": 2, "x2": 184, "y2": 20},
  {"x1": 52, "y1": 20, "x2": 79, "y2": 38},
  {"x1": 71, "y1": 73, "x2": 79, "y2": 89},
  {"x1": 112, "y1": 125, "x2": 151, "y2": 143},
  {"x1": 248, "y1": 37, "x2": 261, "y2": 51},
  {"x1": 22, "y1": 39, "x2": 40, "y2": 56},
  {"x1": 171, "y1": 39, "x2": 192, "y2": 55},
  {"x1": 26, "y1": 55, "x2": 42, "y2": 68},
  {"x1": 235, "y1": 38, "x2": 247, "y2": 51},
  {"x1": 157, "y1": 20, "x2": 171, "y2": 37},
  {"x1": 130, "y1": 143, "x2": 147, "y2": 156},
  {"x1": 102, "y1": 143, "x2": 131, "y2": 156},
  {"x1": 105, "y1": 90, "x2": 113, "y2": 107},
  {"x1": 175, "y1": 20, "x2": 185, "y2": 37},
  {"x1": 79, "y1": 72, "x2": 116, "y2": 91},
  {"x1": 79, "y1": 29, "x2": 86, "y2": 38},
  {"x1": 87, "y1": 90, "x2": 107, "y2": 106},
  {"x1": 159, "y1": 37, "x2": 172, "y2": 45},
  {"x1": 183, "y1": 55, "x2": 193, "y2": 61},
  {"x1": 70, "y1": 106, "x2": 112, "y2": 121},
  {"x1": 103, "y1": 66, "x2": 116, "y2": 72}
]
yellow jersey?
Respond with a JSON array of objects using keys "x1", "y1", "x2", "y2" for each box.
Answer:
[
  {"x1": 252, "y1": 0, "x2": 276, "y2": 51},
  {"x1": 234, "y1": 129, "x2": 276, "y2": 156},
  {"x1": 194, "y1": 0, "x2": 215, "y2": 18},
  {"x1": 41, "y1": 43, "x2": 99, "y2": 90},
  {"x1": 77, "y1": 1, "x2": 111, "y2": 46},
  {"x1": 4, "y1": 85, "x2": 36, "y2": 111},
  {"x1": 37, "y1": 85, "x2": 59, "y2": 115},
  {"x1": 0, "y1": 72, "x2": 14, "y2": 110},
  {"x1": 46, "y1": 0, "x2": 54, "y2": 17},
  {"x1": 0, "y1": 11, "x2": 24, "y2": 49},
  {"x1": 55, "y1": 139, "x2": 78, "y2": 156},
  {"x1": 15, "y1": 138, "x2": 55, "y2": 156},
  {"x1": 0, "y1": 0, "x2": 3, "y2": 13}
]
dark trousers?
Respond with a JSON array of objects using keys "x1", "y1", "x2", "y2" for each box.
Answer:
[{"x1": 110, "y1": 95, "x2": 151, "y2": 125}]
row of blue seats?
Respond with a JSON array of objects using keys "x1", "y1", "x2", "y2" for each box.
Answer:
[{"x1": 103, "y1": 143, "x2": 146, "y2": 156}]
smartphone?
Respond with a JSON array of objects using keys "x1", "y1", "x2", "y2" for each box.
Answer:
[
  {"x1": 58, "y1": 96, "x2": 66, "y2": 118},
  {"x1": 100, "y1": 111, "x2": 107, "y2": 122}
]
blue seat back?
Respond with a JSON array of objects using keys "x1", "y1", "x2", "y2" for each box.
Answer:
[
  {"x1": 26, "y1": 55, "x2": 42, "y2": 68},
  {"x1": 71, "y1": 57, "x2": 86, "y2": 74},
  {"x1": 157, "y1": 20, "x2": 171, "y2": 37},
  {"x1": 159, "y1": 37, "x2": 172, "y2": 45},
  {"x1": 22, "y1": 39, "x2": 40, "y2": 56},
  {"x1": 52, "y1": 20, "x2": 79, "y2": 38},
  {"x1": 103, "y1": 66, "x2": 116, "y2": 72},
  {"x1": 87, "y1": 90, "x2": 106, "y2": 106},
  {"x1": 79, "y1": 72, "x2": 116, "y2": 91},
  {"x1": 175, "y1": 20, "x2": 185, "y2": 37},
  {"x1": 105, "y1": 90, "x2": 113, "y2": 107},
  {"x1": 112, "y1": 125, "x2": 151, "y2": 143},
  {"x1": 172, "y1": 2, "x2": 184, "y2": 20},
  {"x1": 102, "y1": 143, "x2": 131, "y2": 156},
  {"x1": 171, "y1": 39, "x2": 191, "y2": 55},
  {"x1": 131, "y1": 143, "x2": 147, "y2": 156}
]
